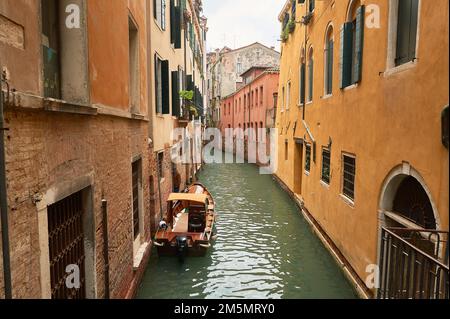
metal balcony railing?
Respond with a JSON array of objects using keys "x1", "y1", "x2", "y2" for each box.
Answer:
[{"x1": 378, "y1": 227, "x2": 449, "y2": 299}]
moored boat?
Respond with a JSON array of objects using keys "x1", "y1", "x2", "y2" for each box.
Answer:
[{"x1": 153, "y1": 183, "x2": 217, "y2": 260}]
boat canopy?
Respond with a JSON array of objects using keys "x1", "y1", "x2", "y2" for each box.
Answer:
[{"x1": 167, "y1": 193, "x2": 208, "y2": 204}]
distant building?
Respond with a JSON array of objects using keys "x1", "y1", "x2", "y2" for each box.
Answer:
[
  {"x1": 220, "y1": 66, "x2": 279, "y2": 163},
  {"x1": 207, "y1": 43, "x2": 280, "y2": 126}
]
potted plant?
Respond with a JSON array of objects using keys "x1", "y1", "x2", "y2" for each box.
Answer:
[
  {"x1": 288, "y1": 18, "x2": 296, "y2": 33},
  {"x1": 179, "y1": 90, "x2": 198, "y2": 119}
]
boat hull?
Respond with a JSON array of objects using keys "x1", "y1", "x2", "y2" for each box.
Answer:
[{"x1": 156, "y1": 244, "x2": 209, "y2": 258}]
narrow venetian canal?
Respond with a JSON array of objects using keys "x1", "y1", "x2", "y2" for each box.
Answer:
[{"x1": 137, "y1": 161, "x2": 357, "y2": 299}]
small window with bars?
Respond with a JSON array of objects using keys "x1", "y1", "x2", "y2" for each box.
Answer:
[
  {"x1": 305, "y1": 143, "x2": 311, "y2": 173},
  {"x1": 342, "y1": 154, "x2": 356, "y2": 201},
  {"x1": 321, "y1": 148, "x2": 331, "y2": 184},
  {"x1": 132, "y1": 160, "x2": 141, "y2": 240}
]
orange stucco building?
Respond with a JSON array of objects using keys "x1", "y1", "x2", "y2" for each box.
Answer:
[{"x1": 275, "y1": 0, "x2": 449, "y2": 298}]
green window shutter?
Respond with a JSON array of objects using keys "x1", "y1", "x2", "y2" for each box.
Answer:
[
  {"x1": 339, "y1": 22, "x2": 353, "y2": 89},
  {"x1": 353, "y1": 5, "x2": 365, "y2": 84},
  {"x1": 396, "y1": 0, "x2": 419, "y2": 66},
  {"x1": 300, "y1": 63, "x2": 306, "y2": 104},
  {"x1": 171, "y1": 70, "x2": 180, "y2": 117},
  {"x1": 308, "y1": 59, "x2": 314, "y2": 101},
  {"x1": 408, "y1": 0, "x2": 419, "y2": 61},
  {"x1": 161, "y1": 60, "x2": 170, "y2": 114},
  {"x1": 154, "y1": 54, "x2": 160, "y2": 114},
  {"x1": 170, "y1": 0, "x2": 175, "y2": 45},
  {"x1": 175, "y1": 5, "x2": 182, "y2": 49}
]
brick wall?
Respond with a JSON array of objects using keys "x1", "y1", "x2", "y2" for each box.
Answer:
[{"x1": 0, "y1": 108, "x2": 150, "y2": 299}]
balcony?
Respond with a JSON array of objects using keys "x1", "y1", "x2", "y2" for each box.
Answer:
[{"x1": 378, "y1": 227, "x2": 449, "y2": 299}]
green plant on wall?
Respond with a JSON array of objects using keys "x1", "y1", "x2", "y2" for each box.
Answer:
[
  {"x1": 179, "y1": 90, "x2": 194, "y2": 101},
  {"x1": 281, "y1": 27, "x2": 289, "y2": 43},
  {"x1": 288, "y1": 19, "x2": 296, "y2": 33},
  {"x1": 179, "y1": 90, "x2": 198, "y2": 118}
]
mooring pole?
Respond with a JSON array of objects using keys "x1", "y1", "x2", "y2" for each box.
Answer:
[
  {"x1": 0, "y1": 65, "x2": 12, "y2": 299},
  {"x1": 101, "y1": 199, "x2": 110, "y2": 299}
]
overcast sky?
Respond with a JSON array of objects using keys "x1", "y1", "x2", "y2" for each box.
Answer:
[{"x1": 203, "y1": 0, "x2": 285, "y2": 53}]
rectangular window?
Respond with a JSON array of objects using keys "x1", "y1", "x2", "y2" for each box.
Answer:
[
  {"x1": 342, "y1": 154, "x2": 356, "y2": 200},
  {"x1": 129, "y1": 17, "x2": 139, "y2": 113},
  {"x1": 47, "y1": 191, "x2": 86, "y2": 299},
  {"x1": 286, "y1": 82, "x2": 291, "y2": 109},
  {"x1": 260, "y1": 86, "x2": 264, "y2": 105},
  {"x1": 171, "y1": 69, "x2": 180, "y2": 117},
  {"x1": 285, "y1": 141, "x2": 289, "y2": 161},
  {"x1": 154, "y1": 55, "x2": 170, "y2": 114},
  {"x1": 132, "y1": 160, "x2": 142, "y2": 240},
  {"x1": 41, "y1": 0, "x2": 61, "y2": 99},
  {"x1": 305, "y1": 144, "x2": 311, "y2": 173},
  {"x1": 154, "y1": 0, "x2": 166, "y2": 30},
  {"x1": 281, "y1": 86, "x2": 285, "y2": 111},
  {"x1": 170, "y1": 0, "x2": 182, "y2": 48},
  {"x1": 309, "y1": 0, "x2": 315, "y2": 13},
  {"x1": 321, "y1": 148, "x2": 331, "y2": 184},
  {"x1": 395, "y1": 0, "x2": 419, "y2": 66},
  {"x1": 157, "y1": 151, "x2": 164, "y2": 180}
]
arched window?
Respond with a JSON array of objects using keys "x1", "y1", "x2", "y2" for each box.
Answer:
[
  {"x1": 307, "y1": 47, "x2": 314, "y2": 102},
  {"x1": 340, "y1": 0, "x2": 364, "y2": 88},
  {"x1": 299, "y1": 47, "x2": 306, "y2": 105},
  {"x1": 324, "y1": 25, "x2": 334, "y2": 96}
]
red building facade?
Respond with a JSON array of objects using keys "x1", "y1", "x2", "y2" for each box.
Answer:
[{"x1": 220, "y1": 67, "x2": 279, "y2": 136}]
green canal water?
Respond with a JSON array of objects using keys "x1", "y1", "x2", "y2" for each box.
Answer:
[{"x1": 137, "y1": 161, "x2": 357, "y2": 299}]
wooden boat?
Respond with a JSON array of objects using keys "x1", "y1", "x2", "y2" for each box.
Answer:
[{"x1": 153, "y1": 183, "x2": 216, "y2": 260}]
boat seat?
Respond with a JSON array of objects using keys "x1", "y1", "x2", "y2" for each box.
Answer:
[{"x1": 188, "y1": 214, "x2": 205, "y2": 233}]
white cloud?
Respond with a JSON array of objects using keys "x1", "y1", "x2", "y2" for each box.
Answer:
[{"x1": 203, "y1": 0, "x2": 285, "y2": 52}]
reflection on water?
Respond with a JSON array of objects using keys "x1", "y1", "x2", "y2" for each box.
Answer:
[{"x1": 137, "y1": 162, "x2": 357, "y2": 299}]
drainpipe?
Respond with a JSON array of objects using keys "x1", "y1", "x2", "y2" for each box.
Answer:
[
  {"x1": 101, "y1": 199, "x2": 110, "y2": 299},
  {"x1": 0, "y1": 66, "x2": 12, "y2": 299}
]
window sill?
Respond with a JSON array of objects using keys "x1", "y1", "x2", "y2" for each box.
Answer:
[
  {"x1": 304, "y1": 170, "x2": 310, "y2": 176},
  {"x1": 384, "y1": 60, "x2": 417, "y2": 77},
  {"x1": 160, "y1": 177, "x2": 166, "y2": 184},
  {"x1": 340, "y1": 194, "x2": 355, "y2": 208},
  {"x1": 306, "y1": 101, "x2": 313, "y2": 106},
  {"x1": 343, "y1": 83, "x2": 358, "y2": 91},
  {"x1": 153, "y1": 19, "x2": 165, "y2": 33},
  {"x1": 133, "y1": 241, "x2": 150, "y2": 270},
  {"x1": 320, "y1": 180, "x2": 330, "y2": 189},
  {"x1": 322, "y1": 94, "x2": 333, "y2": 100},
  {"x1": 43, "y1": 98, "x2": 97, "y2": 115}
]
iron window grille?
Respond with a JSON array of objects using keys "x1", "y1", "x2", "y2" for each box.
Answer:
[
  {"x1": 305, "y1": 144, "x2": 311, "y2": 173},
  {"x1": 321, "y1": 148, "x2": 331, "y2": 184},
  {"x1": 342, "y1": 154, "x2": 356, "y2": 200}
]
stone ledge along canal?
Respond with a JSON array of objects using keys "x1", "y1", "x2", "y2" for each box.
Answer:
[{"x1": 137, "y1": 161, "x2": 357, "y2": 299}]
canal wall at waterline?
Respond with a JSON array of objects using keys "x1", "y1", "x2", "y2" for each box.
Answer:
[{"x1": 272, "y1": 174, "x2": 372, "y2": 299}]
